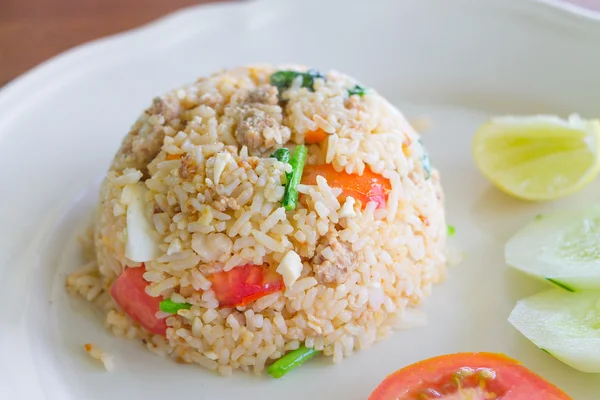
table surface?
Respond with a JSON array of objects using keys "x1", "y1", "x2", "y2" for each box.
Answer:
[
  {"x1": 0, "y1": 0, "x2": 223, "y2": 87},
  {"x1": 0, "y1": 0, "x2": 598, "y2": 87}
]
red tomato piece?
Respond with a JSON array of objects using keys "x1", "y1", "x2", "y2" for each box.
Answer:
[
  {"x1": 208, "y1": 264, "x2": 284, "y2": 307},
  {"x1": 110, "y1": 265, "x2": 167, "y2": 336},
  {"x1": 301, "y1": 163, "x2": 391, "y2": 209},
  {"x1": 369, "y1": 352, "x2": 571, "y2": 400}
]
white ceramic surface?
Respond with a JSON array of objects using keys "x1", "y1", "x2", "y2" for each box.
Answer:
[{"x1": 2, "y1": 0, "x2": 600, "y2": 398}]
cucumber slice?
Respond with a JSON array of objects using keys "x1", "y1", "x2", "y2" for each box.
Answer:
[
  {"x1": 505, "y1": 207, "x2": 600, "y2": 290},
  {"x1": 508, "y1": 288, "x2": 600, "y2": 373}
]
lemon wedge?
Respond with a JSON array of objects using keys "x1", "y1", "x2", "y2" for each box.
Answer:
[{"x1": 473, "y1": 114, "x2": 600, "y2": 201}]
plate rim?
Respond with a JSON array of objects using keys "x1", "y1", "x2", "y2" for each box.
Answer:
[{"x1": 1, "y1": 0, "x2": 600, "y2": 398}]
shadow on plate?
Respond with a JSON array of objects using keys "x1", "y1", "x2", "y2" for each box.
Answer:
[{"x1": 471, "y1": 185, "x2": 541, "y2": 243}]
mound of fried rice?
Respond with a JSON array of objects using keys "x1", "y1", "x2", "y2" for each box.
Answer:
[{"x1": 67, "y1": 64, "x2": 447, "y2": 376}]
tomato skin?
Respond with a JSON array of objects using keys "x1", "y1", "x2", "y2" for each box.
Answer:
[
  {"x1": 110, "y1": 265, "x2": 167, "y2": 336},
  {"x1": 301, "y1": 164, "x2": 391, "y2": 209},
  {"x1": 208, "y1": 264, "x2": 284, "y2": 307},
  {"x1": 369, "y1": 352, "x2": 571, "y2": 400}
]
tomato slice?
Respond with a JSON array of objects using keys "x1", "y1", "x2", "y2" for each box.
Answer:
[
  {"x1": 110, "y1": 265, "x2": 167, "y2": 336},
  {"x1": 301, "y1": 163, "x2": 391, "y2": 209},
  {"x1": 208, "y1": 264, "x2": 284, "y2": 307},
  {"x1": 369, "y1": 352, "x2": 571, "y2": 400}
]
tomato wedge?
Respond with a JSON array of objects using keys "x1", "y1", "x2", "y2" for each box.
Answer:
[
  {"x1": 110, "y1": 265, "x2": 167, "y2": 336},
  {"x1": 369, "y1": 352, "x2": 571, "y2": 400},
  {"x1": 301, "y1": 164, "x2": 391, "y2": 208},
  {"x1": 208, "y1": 264, "x2": 284, "y2": 307}
]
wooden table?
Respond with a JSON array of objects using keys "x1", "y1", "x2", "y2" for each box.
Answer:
[
  {"x1": 0, "y1": 0, "x2": 223, "y2": 87},
  {"x1": 0, "y1": 0, "x2": 598, "y2": 87}
]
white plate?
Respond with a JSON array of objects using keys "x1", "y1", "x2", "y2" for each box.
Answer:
[{"x1": 1, "y1": 0, "x2": 600, "y2": 398}]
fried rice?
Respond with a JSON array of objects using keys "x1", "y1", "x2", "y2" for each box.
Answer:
[{"x1": 66, "y1": 64, "x2": 447, "y2": 376}]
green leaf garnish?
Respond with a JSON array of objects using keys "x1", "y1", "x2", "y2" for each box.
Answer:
[
  {"x1": 348, "y1": 84, "x2": 368, "y2": 96},
  {"x1": 282, "y1": 145, "x2": 308, "y2": 211},
  {"x1": 271, "y1": 148, "x2": 291, "y2": 163},
  {"x1": 269, "y1": 69, "x2": 325, "y2": 97},
  {"x1": 271, "y1": 147, "x2": 292, "y2": 183}
]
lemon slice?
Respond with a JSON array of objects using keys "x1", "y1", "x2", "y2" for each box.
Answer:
[{"x1": 473, "y1": 114, "x2": 600, "y2": 201}]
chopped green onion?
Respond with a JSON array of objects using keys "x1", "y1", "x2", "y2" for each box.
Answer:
[
  {"x1": 267, "y1": 346, "x2": 320, "y2": 378},
  {"x1": 348, "y1": 84, "x2": 368, "y2": 96},
  {"x1": 270, "y1": 69, "x2": 325, "y2": 97},
  {"x1": 282, "y1": 145, "x2": 307, "y2": 211},
  {"x1": 447, "y1": 225, "x2": 456, "y2": 237},
  {"x1": 159, "y1": 299, "x2": 192, "y2": 314}
]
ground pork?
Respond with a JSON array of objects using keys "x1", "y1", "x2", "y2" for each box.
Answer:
[
  {"x1": 312, "y1": 230, "x2": 357, "y2": 284},
  {"x1": 229, "y1": 85, "x2": 290, "y2": 153}
]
